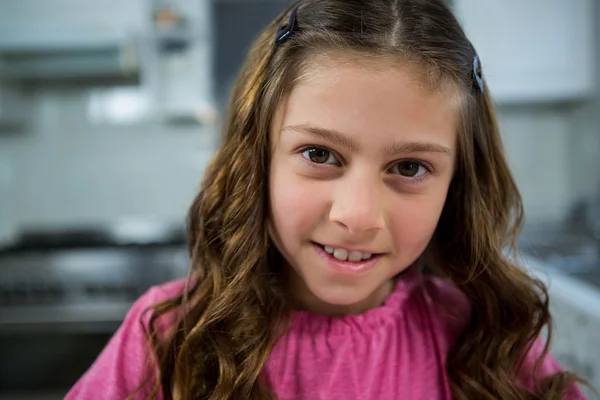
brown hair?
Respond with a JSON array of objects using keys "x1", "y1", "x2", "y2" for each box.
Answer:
[{"x1": 139, "y1": 0, "x2": 585, "y2": 399}]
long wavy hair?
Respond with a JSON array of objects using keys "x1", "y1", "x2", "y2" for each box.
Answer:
[{"x1": 138, "y1": 0, "x2": 584, "y2": 398}]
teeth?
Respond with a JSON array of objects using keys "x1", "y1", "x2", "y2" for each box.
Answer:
[
  {"x1": 322, "y1": 245, "x2": 373, "y2": 262},
  {"x1": 348, "y1": 251, "x2": 363, "y2": 262},
  {"x1": 333, "y1": 248, "x2": 348, "y2": 261}
]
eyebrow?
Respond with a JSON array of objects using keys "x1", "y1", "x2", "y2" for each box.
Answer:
[{"x1": 282, "y1": 125, "x2": 453, "y2": 158}]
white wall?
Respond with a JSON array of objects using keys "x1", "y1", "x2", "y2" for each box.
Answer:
[
  {"x1": 496, "y1": 0, "x2": 600, "y2": 229},
  {"x1": 0, "y1": 86, "x2": 217, "y2": 243},
  {"x1": 498, "y1": 104, "x2": 600, "y2": 227}
]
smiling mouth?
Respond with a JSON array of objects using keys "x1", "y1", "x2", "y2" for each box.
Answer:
[{"x1": 313, "y1": 242, "x2": 380, "y2": 263}]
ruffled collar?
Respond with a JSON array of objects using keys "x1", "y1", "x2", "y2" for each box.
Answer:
[{"x1": 288, "y1": 268, "x2": 422, "y2": 336}]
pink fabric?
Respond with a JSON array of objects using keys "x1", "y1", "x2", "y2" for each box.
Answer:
[{"x1": 66, "y1": 272, "x2": 586, "y2": 400}]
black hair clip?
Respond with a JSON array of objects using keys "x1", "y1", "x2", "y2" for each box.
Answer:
[
  {"x1": 473, "y1": 55, "x2": 484, "y2": 93},
  {"x1": 275, "y1": 3, "x2": 301, "y2": 46}
]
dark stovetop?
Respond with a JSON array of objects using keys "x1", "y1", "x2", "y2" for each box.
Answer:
[{"x1": 0, "y1": 224, "x2": 186, "y2": 253}]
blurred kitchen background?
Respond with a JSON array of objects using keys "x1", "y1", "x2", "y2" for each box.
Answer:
[{"x1": 0, "y1": 0, "x2": 599, "y2": 398}]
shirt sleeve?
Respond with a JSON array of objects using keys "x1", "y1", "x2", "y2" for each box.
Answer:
[
  {"x1": 518, "y1": 337, "x2": 587, "y2": 399},
  {"x1": 65, "y1": 283, "x2": 180, "y2": 400}
]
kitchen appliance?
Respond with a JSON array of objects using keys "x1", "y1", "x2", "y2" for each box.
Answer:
[
  {"x1": 0, "y1": 224, "x2": 189, "y2": 398},
  {"x1": 0, "y1": 0, "x2": 216, "y2": 127}
]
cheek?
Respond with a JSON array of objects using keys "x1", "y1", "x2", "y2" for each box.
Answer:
[
  {"x1": 388, "y1": 190, "x2": 448, "y2": 256},
  {"x1": 269, "y1": 162, "x2": 327, "y2": 245}
]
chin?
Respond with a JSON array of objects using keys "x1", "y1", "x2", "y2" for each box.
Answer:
[{"x1": 308, "y1": 280, "x2": 376, "y2": 307}]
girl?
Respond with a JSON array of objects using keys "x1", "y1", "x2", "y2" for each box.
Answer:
[{"x1": 68, "y1": 0, "x2": 589, "y2": 399}]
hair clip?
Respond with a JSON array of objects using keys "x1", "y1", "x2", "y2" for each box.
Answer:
[
  {"x1": 275, "y1": 3, "x2": 301, "y2": 46},
  {"x1": 473, "y1": 55, "x2": 484, "y2": 93}
]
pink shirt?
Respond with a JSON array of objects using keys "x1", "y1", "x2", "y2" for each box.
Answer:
[{"x1": 66, "y1": 271, "x2": 585, "y2": 399}]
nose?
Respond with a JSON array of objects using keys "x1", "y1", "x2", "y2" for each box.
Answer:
[{"x1": 328, "y1": 173, "x2": 385, "y2": 234}]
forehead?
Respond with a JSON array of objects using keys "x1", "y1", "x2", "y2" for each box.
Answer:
[{"x1": 272, "y1": 54, "x2": 461, "y2": 152}]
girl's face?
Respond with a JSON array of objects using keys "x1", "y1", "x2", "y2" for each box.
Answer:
[{"x1": 269, "y1": 56, "x2": 459, "y2": 316}]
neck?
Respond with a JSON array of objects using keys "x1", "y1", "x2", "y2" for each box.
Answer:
[{"x1": 285, "y1": 269, "x2": 396, "y2": 317}]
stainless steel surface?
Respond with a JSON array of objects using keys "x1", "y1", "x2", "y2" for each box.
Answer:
[
  {"x1": 0, "y1": 81, "x2": 26, "y2": 131},
  {"x1": 0, "y1": 245, "x2": 188, "y2": 330},
  {"x1": 6, "y1": 220, "x2": 185, "y2": 249},
  {"x1": 0, "y1": 46, "x2": 139, "y2": 80},
  {"x1": 0, "y1": 225, "x2": 189, "y2": 395},
  {"x1": 566, "y1": 199, "x2": 600, "y2": 241},
  {"x1": 0, "y1": 1, "x2": 145, "y2": 81},
  {"x1": 519, "y1": 229, "x2": 600, "y2": 289}
]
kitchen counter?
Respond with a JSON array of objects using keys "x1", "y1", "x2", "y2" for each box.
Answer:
[
  {"x1": 522, "y1": 255, "x2": 600, "y2": 397},
  {"x1": 519, "y1": 227, "x2": 600, "y2": 290}
]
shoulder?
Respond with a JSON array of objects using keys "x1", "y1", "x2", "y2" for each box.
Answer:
[
  {"x1": 117, "y1": 279, "x2": 188, "y2": 341},
  {"x1": 421, "y1": 275, "x2": 471, "y2": 313},
  {"x1": 417, "y1": 274, "x2": 472, "y2": 346},
  {"x1": 148, "y1": 279, "x2": 189, "y2": 310},
  {"x1": 518, "y1": 337, "x2": 587, "y2": 398},
  {"x1": 65, "y1": 279, "x2": 187, "y2": 400},
  {"x1": 418, "y1": 276, "x2": 586, "y2": 398},
  {"x1": 410, "y1": 273, "x2": 586, "y2": 398}
]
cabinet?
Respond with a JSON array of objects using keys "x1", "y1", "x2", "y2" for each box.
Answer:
[{"x1": 453, "y1": 0, "x2": 595, "y2": 103}]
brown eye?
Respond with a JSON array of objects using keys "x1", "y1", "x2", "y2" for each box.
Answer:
[
  {"x1": 302, "y1": 147, "x2": 337, "y2": 164},
  {"x1": 391, "y1": 161, "x2": 426, "y2": 178}
]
